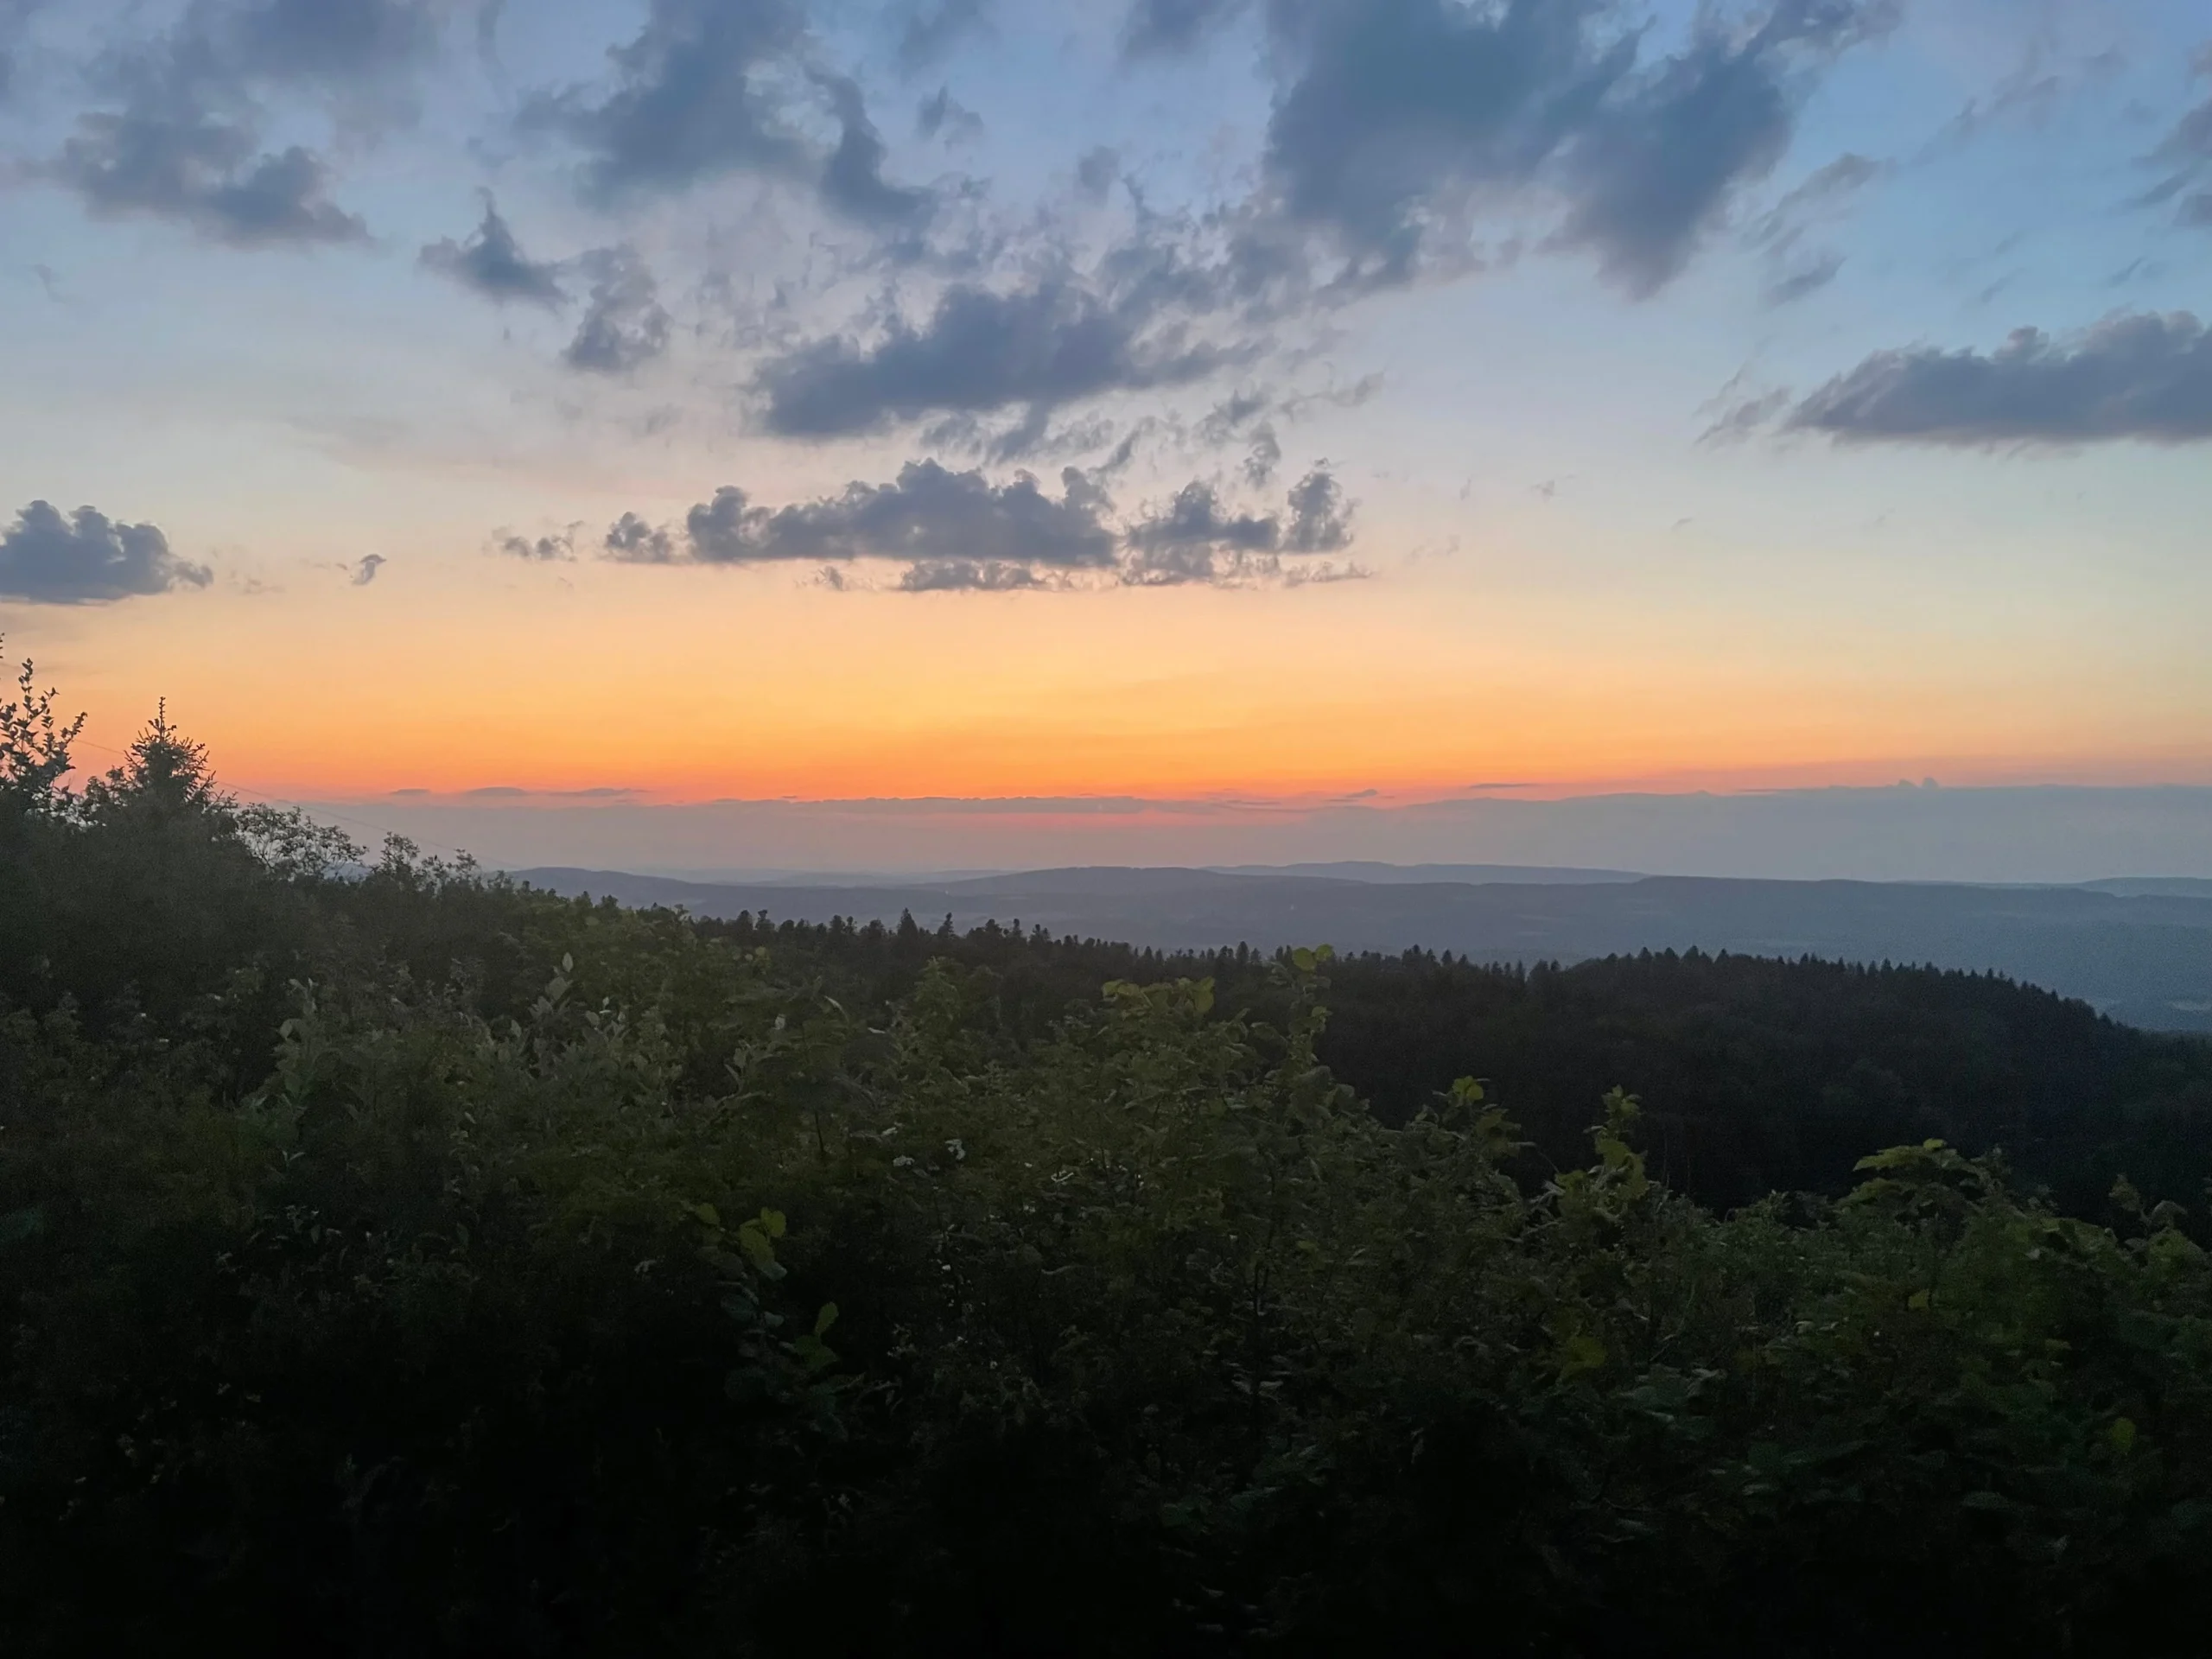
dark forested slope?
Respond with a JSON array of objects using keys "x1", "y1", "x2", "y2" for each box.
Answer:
[{"x1": 10, "y1": 671, "x2": 2212, "y2": 1656}]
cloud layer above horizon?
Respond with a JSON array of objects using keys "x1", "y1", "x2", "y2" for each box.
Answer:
[{"x1": 1, "y1": 0, "x2": 2209, "y2": 814}]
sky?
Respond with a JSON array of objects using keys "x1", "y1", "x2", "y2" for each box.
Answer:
[{"x1": 2, "y1": 0, "x2": 2209, "y2": 873}]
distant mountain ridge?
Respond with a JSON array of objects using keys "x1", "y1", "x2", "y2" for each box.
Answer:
[{"x1": 514, "y1": 864, "x2": 2212, "y2": 1034}]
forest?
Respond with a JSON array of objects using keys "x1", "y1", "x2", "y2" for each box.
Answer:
[{"x1": 7, "y1": 655, "x2": 2212, "y2": 1656}]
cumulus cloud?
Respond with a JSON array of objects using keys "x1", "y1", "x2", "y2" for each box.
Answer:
[
  {"x1": 226, "y1": 0, "x2": 448, "y2": 83},
  {"x1": 420, "y1": 196, "x2": 568, "y2": 305},
  {"x1": 577, "y1": 458, "x2": 1357, "y2": 591},
  {"x1": 756, "y1": 275, "x2": 1229, "y2": 437},
  {"x1": 494, "y1": 528, "x2": 578, "y2": 561},
  {"x1": 815, "y1": 71, "x2": 932, "y2": 225},
  {"x1": 1256, "y1": 0, "x2": 1891, "y2": 291},
  {"x1": 563, "y1": 247, "x2": 671, "y2": 373},
  {"x1": 1126, "y1": 480, "x2": 1280, "y2": 555},
  {"x1": 52, "y1": 112, "x2": 366, "y2": 246},
  {"x1": 1122, "y1": 0, "x2": 1246, "y2": 59},
  {"x1": 1783, "y1": 310, "x2": 2212, "y2": 446},
  {"x1": 899, "y1": 558, "x2": 1048, "y2": 591},
  {"x1": 527, "y1": 0, "x2": 925, "y2": 226},
  {"x1": 653, "y1": 461, "x2": 1118, "y2": 569},
  {"x1": 0, "y1": 500, "x2": 212, "y2": 604},
  {"x1": 42, "y1": 0, "x2": 460, "y2": 245},
  {"x1": 895, "y1": 0, "x2": 991, "y2": 73},
  {"x1": 1119, "y1": 465, "x2": 1353, "y2": 583}
]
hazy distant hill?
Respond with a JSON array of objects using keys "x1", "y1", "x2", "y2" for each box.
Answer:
[
  {"x1": 515, "y1": 865, "x2": 2212, "y2": 1033},
  {"x1": 1209, "y1": 861, "x2": 1642, "y2": 885}
]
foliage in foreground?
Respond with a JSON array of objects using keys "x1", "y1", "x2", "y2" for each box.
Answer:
[{"x1": 5, "y1": 664, "x2": 2212, "y2": 1655}]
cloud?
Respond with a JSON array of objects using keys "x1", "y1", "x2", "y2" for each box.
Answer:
[
  {"x1": 899, "y1": 559, "x2": 1048, "y2": 591},
  {"x1": 420, "y1": 196, "x2": 568, "y2": 305},
  {"x1": 1127, "y1": 480, "x2": 1280, "y2": 555},
  {"x1": 583, "y1": 459, "x2": 1356, "y2": 591},
  {"x1": 1075, "y1": 145, "x2": 1120, "y2": 200},
  {"x1": 1282, "y1": 463, "x2": 1351, "y2": 550},
  {"x1": 350, "y1": 553, "x2": 387, "y2": 585},
  {"x1": 917, "y1": 86, "x2": 983, "y2": 143},
  {"x1": 226, "y1": 0, "x2": 448, "y2": 83},
  {"x1": 2145, "y1": 54, "x2": 2212, "y2": 229},
  {"x1": 0, "y1": 500, "x2": 212, "y2": 604},
  {"x1": 1764, "y1": 249, "x2": 1842, "y2": 305},
  {"x1": 494, "y1": 528, "x2": 578, "y2": 561},
  {"x1": 637, "y1": 461, "x2": 1121, "y2": 570},
  {"x1": 1255, "y1": 0, "x2": 1890, "y2": 292},
  {"x1": 604, "y1": 512, "x2": 677, "y2": 562},
  {"x1": 52, "y1": 111, "x2": 366, "y2": 246},
  {"x1": 41, "y1": 0, "x2": 463, "y2": 245},
  {"x1": 896, "y1": 0, "x2": 991, "y2": 73},
  {"x1": 527, "y1": 0, "x2": 925, "y2": 226},
  {"x1": 1121, "y1": 465, "x2": 1353, "y2": 583},
  {"x1": 756, "y1": 274, "x2": 1229, "y2": 436},
  {"x1": 814, "y1": 72, "x2": 932, "y2": 225},
  {"x1": 563, "y1": 247, "x2": 671, "y2": 373},
  {"x1": 1122, "y1": 0, "x2": 1246, "y2": 59},
  {"x1": 1783, "y1": 310, "x2": 2212, "y2": 446}
]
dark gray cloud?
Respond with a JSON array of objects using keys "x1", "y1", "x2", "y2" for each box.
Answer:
[
  {"x1": 895, "y1": 0, "x2": 991, "y2": 73},
  {"x1": 1282, "y1": 463, "x2": 1351, "y2": 550},
  {"x1": 564, "y1": 247, "x2": 671, "y2": 373},
  {"x1": 52, "y1": 111, "x2": 366, "y2": 245},
  {"x1": 1122, "y1": 0, "x2": 1247, "y2": 59},
  {"x1": 917, "y1": 86, "x2": 982, "y2": 143},
  {"x1": 899, "y1": 558, "x2": 1046, "y2": 591},
  {"x1": 1784, "y1": 310, "x2": 2212, "y2": 446},
  {"x1": 757, "y1": 275, "x2": 1228, "y2": 436},
  {"x1": 1256, "y1": 0, "x2": 1890, "y2": 291},
  {"x1": 1126, "y1": 480, "x2": 1280, "y2": 554},
  {"x1": 226, "y1": 0, "x2": 447, "y2": 83},
  {"x1": 420, "y1": 197, "x2": 568, "y2": 305},
  {"x1": 350, "y1": 553, "x2": 387, "y2": 585},
  {"x1": 0, "y1": 500, "x2": 212, "y2": 604},
  {"x1": 529, "y1": 0, "x2": 809, "y2": 199},
  {"x1": 604, "y1": 512, "x2": 677, "y2": 561},
  {"x1": 670, "y1": 461, "x2": 1118, "y2": 568},
  {"x1": 40, "y1": 0, "x2": 449, "y2": 245},
  {"x1": 529, "y1": 0, "x2": 925, "y2": 227},
  {"x1": 1075, "y1": 145, "x2": 1120, "y2": 200},
  {"x1": 584, "y1": 459, "x2": 1355, "y2": 591},
  {"x1": 494, "y1": 528, "x2": 578, "y2": 561},
  {"x1": 815, "y1": 72, "x2": 932, "y2": 224},
  {"x1": 1121, "y1": 465, "x2": 1353, "y2": 583}
]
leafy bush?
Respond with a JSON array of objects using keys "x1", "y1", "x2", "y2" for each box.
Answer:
[{"x1": 5, "y1": 672, "x2": 2212, "y2": 1654}]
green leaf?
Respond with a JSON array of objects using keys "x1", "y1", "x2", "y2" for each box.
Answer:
[
  {"x1": 2110, "y1": 1417, "x2": 2139, "y2": 1456},
  {"x1": 1558, "y1": 1333, "x2": 1607, "y2": 1376},
  {"x1": 813, "y1": 1302, "x2": 839, "y2": 1338},
  {"x1": 759, "y1": 1207, "x2": 787, "y2": 1240},
  {"x1": 692, "y1": 1203, "x2": 721, "y2": 1229}
]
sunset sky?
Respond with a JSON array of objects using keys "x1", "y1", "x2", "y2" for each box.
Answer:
[{"x1": 3, "y1": 0, "x2": 2209, "y2": 861}]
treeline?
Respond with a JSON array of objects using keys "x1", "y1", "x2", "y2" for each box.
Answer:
[
  {"x1": 690, "y1": 907, "x2": 2212, "y2": 1217},
  {"x1": 7, "y1": 662, "x2": 2212, "y2": 1655}
]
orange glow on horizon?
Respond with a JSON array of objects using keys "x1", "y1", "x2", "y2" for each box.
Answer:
[{"x1": 17, "y1": 536, "x2": 2212, "y2": 810}]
